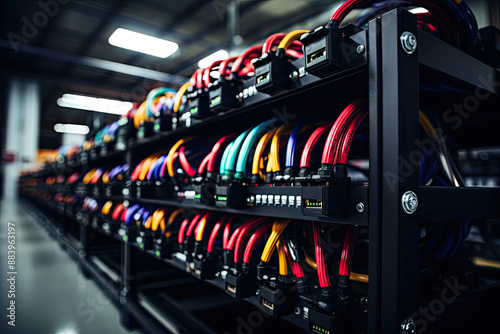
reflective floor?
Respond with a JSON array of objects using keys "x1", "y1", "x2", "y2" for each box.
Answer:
[{"x1": 0, "y1": 199, "x2": 142, "y2": 334}]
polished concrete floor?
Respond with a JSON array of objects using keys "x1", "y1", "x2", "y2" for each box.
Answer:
[{"x1": 0, "y1": 199, "x2": 142, "y2": 334}]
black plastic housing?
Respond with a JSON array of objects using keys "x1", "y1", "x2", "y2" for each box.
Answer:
[
  {"x1": 225, "y1": 272, "x2": 254, "y2": 299},
  {"x1": 300, "y1": 176, "x2": 350, "y2": 218},
  {"x1": 253, "y1": 53, "x2": 292, "y2": 95},
  {"x1": 259, "y1": 285, "x2": 292, "y2": 317},
  {"x1": 215, "y1": 182, "x2": 248, "y2": 209},
  {"x1": 301, "y1": 23, "x2": 366, "y2": 78},
  {"x1": 186, "y1": 87, "x2": 211, "y2": 119},
  {"x1": 209, "y1": 80, "x2": 241, "y2": 112}
]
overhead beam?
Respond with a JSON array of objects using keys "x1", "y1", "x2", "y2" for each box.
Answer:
[{"x1": 0, "y1": 39, "x2": 187, "y2": 85}]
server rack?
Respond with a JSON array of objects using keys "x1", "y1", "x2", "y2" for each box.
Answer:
[{"x1": 19, "y1": 9, "x2": 500, "y2": 334}]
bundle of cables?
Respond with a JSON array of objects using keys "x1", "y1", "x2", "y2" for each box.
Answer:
[
  {"x1": 133, "y1": 87, "x2": 178, "y2": 132},
  {"x1": 328, "y1": 0, "x2": 478, "y2": 53}
]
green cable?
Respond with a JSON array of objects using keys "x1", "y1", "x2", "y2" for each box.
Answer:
[
  {"x1": 223, "y1": 129, "x2": 250, "y2": 177},
  {"x1": 146, "y1": 88, "x2": 177, "y2": 117},
  {"x1": 235, "y1": 119, "x2": 274, "y2": 179},
  {"x1": 220, "y1": 141, "x2": 234, "y2": 176}
]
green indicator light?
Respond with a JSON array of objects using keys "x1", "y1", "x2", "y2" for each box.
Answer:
[
  {"x1": 154, "y1": 123, "x2": 160, "y2": 131},
  {"x1": 138, "y1": 129, "x2": 144, "y2": 137},
  {"x1": 140, "y1": 243, "x2": 144, "y2": 248},
  {"x1": 210, "y1": 96, "x2": 221, "y2": 106},
  {"x1": 123, "y1": 235, "x2": 128, "y2": 242},
  {"x1": 190, "y1": 107, "x2": 198, "y2": 114},
  {"x1": 257, "y1": 73, "x2": 269, "y2": 84},
  {"x1": 217, "y1": 196, "x2": 227, "y2": 201},
  {"x1": 155, "y1": 250, "x2": 160, "y2": 256},
  {"x1": 194, "y1": 194, "x2": 201, "y2": 199}
]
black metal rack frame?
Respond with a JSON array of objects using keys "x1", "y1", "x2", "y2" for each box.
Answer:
[{"x1": 19, "y1": 9, "x2": 500, "y2": 334}]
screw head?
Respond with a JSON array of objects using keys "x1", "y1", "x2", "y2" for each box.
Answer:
[
  {"x1": 356, "y1": 202, "x2": 365, "y2": 213},
  {"x1": 400, "y1": 31, "x2": 417, "y2": 54},
  {"x1": 356, "y1": 45, "x2": 365, "y2": 54},
  {"x1": 294, "y1": 307, "x2": 301, "y2": 315},
  {"x1": 400, "y1": 318, "x2": 416, "y2": 334},
  {"x1": 401, "y1": 191, "x2": 418, "y2": 214}
]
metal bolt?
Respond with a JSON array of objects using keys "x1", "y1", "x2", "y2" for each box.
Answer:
[
  {"x1": 356, "y1": 202, "x2": 365, "y2": 213},
  {"x1": 401, "y1": 191, "x2": 418, "y2": 214},
  {"x1": 400, "y1": 318, "x2": 416, "y2": 334},
  {"x1": 294, "y1": 307, "x2": 301, "y2": 315},
  {"x1": 289, "y1": 71, "x2": 299, "y2": 81},
  {"x1": 400, "y1": 31, "x2": 417, "y2": 54},
  {"x1": 356, "y1": 45, "x2": 365, "y2": 54}
]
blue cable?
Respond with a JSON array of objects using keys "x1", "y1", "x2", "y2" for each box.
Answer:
[{"x1": 286, "y1": 121, "x2": 304, "y2": 168}]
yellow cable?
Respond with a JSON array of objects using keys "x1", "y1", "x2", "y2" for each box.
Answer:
[
  {"x1": 166, "y1": 138, "x2": 194, "y2": 177},
  {"x1": 173, "y1": 82, "x2": 191, "y2": 113},
  {"x1": 419, "y1": 111, "x2": 437, "y2": 138},
  {"x1": 350, "y1": 272, "x2": 369, "y2": 283},
  {"x1": 277, "y1": 237, "x2": 288, "y2": 276},
  {"x1": 144, "y1": 216, "x2": 152, "y2": 229},
  {"x1": 195, "y1": 215, "x2": 208, "y2": 242},
  {"x1": 278, "y1": 30, "x2": 309, "y2": 50},
  {"x1": 168, "y1": 209, "x2": 183, "y2": 225},
  {"x1": 472, "y1": 256, "x2": 500, "y2": 269},
  {"x1": 134, "y1": 101, "x2": 147, "y2": 129},
  {"x1": 83, "y1": 169, "x2": 97, "y2": 184},
  {"x1": 252, "y1": 129, "x2": 276, "y2": 175},
  {"x1": 151, "y1": 209, "x2": 166, "y2": 232},
  {"x1": 305, "y1": 252, "x2": 317, "y2": 269},
  {"x1": 261, "y1": 219, "x2": 291, "y2": 262},
  {"x1": 138, "y1": 152, "x2": 164, "y2": 181},
  {"x1": 102, "y1": 171, "x2": 110, "y2": 184},
  {"x1": 102, "y1": 201, "x2": 113, "y2": 215}
]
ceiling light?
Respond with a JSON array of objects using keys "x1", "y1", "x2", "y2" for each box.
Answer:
[
  {"x1": 57, "y1": 93, "x2": 133, "y2": 115},
  {"x1": 54, "y1": 123, "x2": 90, "y2": 135},
  {"x1": 198, "y1": 49, "x2": 229, "y2": 69},
  {"x1": 108, "y1": 28, "x2": 179, "y2": 58},
  {"x1": 409, "y1": 7, "x2": 429, "y2": 14}
]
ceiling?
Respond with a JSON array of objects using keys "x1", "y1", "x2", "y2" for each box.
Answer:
[
  {"x1": 1, "y1": 0, "x2": 495, "y2": 149},
  {"x1": 0, "y1": 0, "x2": 339, "y2": 149}
]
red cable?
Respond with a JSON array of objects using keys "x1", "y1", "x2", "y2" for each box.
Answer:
[
  {"x1": 339, "y1": 226, "x2": 359, "y2": 276},
  {"x1": 198, "y1": 152, "x2": 212, "y2": 175},
  {"x1": 330, "y1": 0, "x2": 372, "y2": 23},
  {"x1": 178, "y1": 146, "x2": 197, "y2": 177},
  {"x1": 190, "y1": 68, "x2": 202, "y2": 89},
  {"x1": 131, "y1": 160, "x2": 145, "y2": 181},
  {"x1": 178, "y1": 213, "x2": 201, "y2": 244},
  {"x1": 222, "y1": 216, "x2": 237, "y2": 250},
  {"x1": 338, "y1": 110, "x2": 368, "y2": 164},
  {"x1": 203, "y1": 60, "x2": 223, "y2": 88},
  {"x1": 112, "y1": 204, "x2": 125, "y2": 221},
  {"x1": 160, "y1": 152, "x2": 178, "y2": 179},
  {"x1": 243, "y1": 224, "x2": 271, "y2": 263},
  {"x1": 313, "y1": 222, "x2": 330, "y2": 287},
  {"x1": 231, "y1": 45, "x2": 262, "y2": 75},
  {"x1": 207, "y1": 134, "x2": 236, "y2": 173},
  {"x1": 188, "y1": 212, "x2": 211, "y2": 239},
  {"x1": 262, "y1": 33, "x2": 286, "y2": 53},
  {"x1": 283, "y1": 242, "x2": 304, "y2": 278},
  {"x1": 234, "y1": 217, "x2": 268, "y2": 264},
  {"x1": 219, "y1": 56, "x2": 238, "y2": 78},
  {"x1": 322, "y1": 99, "x2": 367, "y2": 165},
  {"x1": 120, "y1": 207, "x2": 128, "y2": 222},
  {"x1": 299, "y1": 121, "x2": 333, "y2": 168},
  {"x1": 207, "y1": 215, "x2": 229, "y2": 253}
]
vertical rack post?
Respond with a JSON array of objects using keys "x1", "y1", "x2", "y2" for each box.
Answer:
[
  {"x1": 368, "y1": 16, "x2": 382, "y2": 334},
  {"x1": 380, "y1": 9, "x2": 420, "y2": 333}
]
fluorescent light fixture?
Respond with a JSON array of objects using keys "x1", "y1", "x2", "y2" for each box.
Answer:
[
  {"x1": 57, "y1": 93, "x2": 133, "y2": 115},
  {"x1": 54, "y1": 123, "x2": 90, "y2": 135},
  {"x1": 198, "y1": 49, "x2": 229, "y2": 68},
  {"x1": 409, "y1": 7, "x2": 429, "y2": 14},
  {"x1": 108, "y1": 28, "x2": 178, "y2": 58}
]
